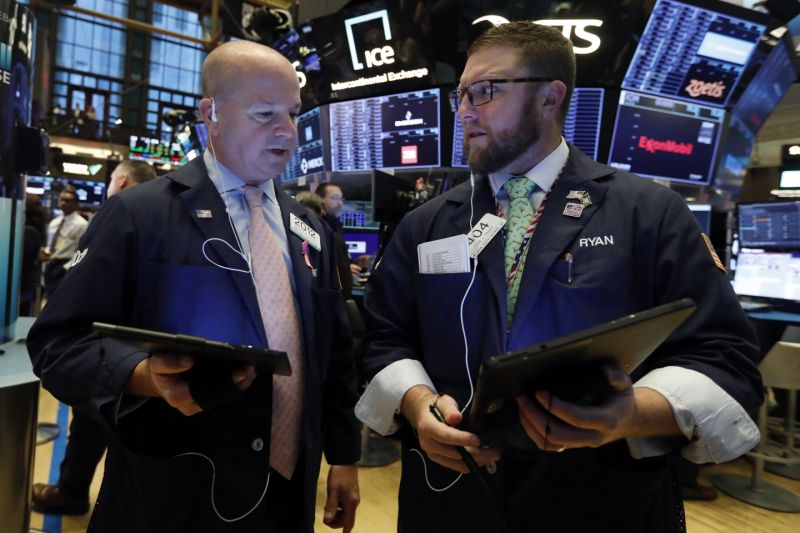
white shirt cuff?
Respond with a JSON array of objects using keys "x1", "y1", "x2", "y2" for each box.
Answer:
[
  {"x1": 628, "y1": 366, "x2": 760, "y2": 463},
  {"x1": 355, "y1": 359, "x2": 437, "y2": 436}
]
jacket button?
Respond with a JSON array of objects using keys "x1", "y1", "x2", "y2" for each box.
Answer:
[{"x1": 251, "y1": 438, "x2": 264, "y2": 452}]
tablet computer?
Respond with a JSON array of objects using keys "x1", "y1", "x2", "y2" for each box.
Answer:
[
  {"x1": 92, "y1": 322, "x2": 291, "y2": 376},
  {"x1": 467, "y1": 298, "x2": 696, "y2": 434}
]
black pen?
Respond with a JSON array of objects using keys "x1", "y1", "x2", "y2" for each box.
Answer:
[{"x1": 429, "y1": 403, "x2": 494, "y2": 497}]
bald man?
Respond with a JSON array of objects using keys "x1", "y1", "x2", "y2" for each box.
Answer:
[
  {"x1": 106, "y1": 159, "x2": 157, "y2": 197},
  {"x1": 28, "y1": 41, "x2": 361, "y2": 533}
]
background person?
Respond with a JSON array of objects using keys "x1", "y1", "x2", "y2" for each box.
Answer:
[{"x1": 41, "y1": 188, "x2": 88, "y2": 298}]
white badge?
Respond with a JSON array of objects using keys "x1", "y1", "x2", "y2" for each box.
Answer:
[
  {"x1": 289, "y1": 213, "x2": 322, "y2": 251},
  {"x1": 467, "y1": 213, "x2": 506, "y2": 258}
]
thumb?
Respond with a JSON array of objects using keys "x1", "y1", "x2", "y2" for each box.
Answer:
[
  {"x1": 323, "y1": 490, "x2": 339, "y2": 522},
  {"x1": 436, "y1": 395, "x2": 463, "y2": 426}
]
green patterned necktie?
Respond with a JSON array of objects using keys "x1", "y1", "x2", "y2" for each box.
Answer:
[{"x1": 503, "y1": 176, "x2": 537, "y2": 324}]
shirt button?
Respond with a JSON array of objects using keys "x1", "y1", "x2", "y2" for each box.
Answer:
[{"x1": 251, "y1": 438, "x2": 264, "y2": 452}]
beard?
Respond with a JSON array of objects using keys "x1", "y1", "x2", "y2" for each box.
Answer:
[{"x1": 464, "y1": 96, "x2": 540, "y2": 175}]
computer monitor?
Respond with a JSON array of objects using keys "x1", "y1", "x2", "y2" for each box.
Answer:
[
  {"x1": 780, "y1": 169, "x2": 800, "y2": 189},
  {"x1": 727, "y1": 28, "x2": 798, "y2": 135},
  {"x1": 737, "y1": 201, "x2": 800, "y2": 248},
  {"x1": 330, "y1": 89, "x2": 441, "y2": 171},
  {"x1": 26, "y1": 175, "x2": 107, "y2": 209},
  {"x1": 451, "y1": 87, "x2": 605, "y2": 168},
  {"x1": 607, "y1": 90, "x2": 725, "y2": 185},
  {"x1": 342, "y1": 228, "x2": 380, "y2": 260},
  {"x1": 129, "y1": 135, "x2": 186, "y2": 165},
  {"x1": 732, "y1": 249, "x2": 800, "y2": 302},
  {"x1": 622, "y1": 0, "x2": 769, "y2": 108},
  {"x1": 688, "y1": 204, "x2": 712, "y2": 234},
  {"x1": 281, "y1": 107, "x2": 326, "y2": 181},
  {"x1": 713, "y1": 113, "x2": 757, "y2": 193}
]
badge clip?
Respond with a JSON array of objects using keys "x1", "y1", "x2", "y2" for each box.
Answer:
[{"x1": 302, "y1": 240, "x2": 317, "y2": 277}]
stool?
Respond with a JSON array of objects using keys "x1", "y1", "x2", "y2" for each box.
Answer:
[{"x1": 712, "y1": 341, "x2": 800, "y2": 512}]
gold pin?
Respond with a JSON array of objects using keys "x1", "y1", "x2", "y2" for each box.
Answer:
[{"x1": 563, "y1": 202, "x2": 584, "y2": 218}]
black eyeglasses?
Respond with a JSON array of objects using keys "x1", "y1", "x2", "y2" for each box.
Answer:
[{"x1": 448, "y1": 77, "x2": 556, "y2": 112}]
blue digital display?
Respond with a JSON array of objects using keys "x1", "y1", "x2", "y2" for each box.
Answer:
[
  {"x1": 622, "y1": 0, "x2": 766, "y2": 107},
  {"x1": 451, "y1": 87, "x2": 605, "y2": 167},
  {"x1": 280, "y1": 107, "x2": 325, "y2": 181}
]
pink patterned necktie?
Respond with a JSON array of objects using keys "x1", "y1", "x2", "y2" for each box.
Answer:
[{"x1": 242, "y1": 185, "x2": 304, "y2": 480}]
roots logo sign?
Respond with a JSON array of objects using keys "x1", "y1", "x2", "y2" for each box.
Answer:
[{"x1": 0, "y1": 43, "x2": 11, "y2": 85}]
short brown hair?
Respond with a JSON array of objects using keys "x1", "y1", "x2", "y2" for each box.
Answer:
[
  {"x1": 296, "y1": 191, "x2": 324, "y2": 216},
  {"x1": 468, "y1": 21, "x2": 575, "y2": 123}
]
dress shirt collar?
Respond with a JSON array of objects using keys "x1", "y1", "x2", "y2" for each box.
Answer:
[
  {"x1": 488, "y1": 137, "x2": 569, "y2": 197},
  {"x1": 203, "y1": 149, "x2": 278, "y2": 206}
]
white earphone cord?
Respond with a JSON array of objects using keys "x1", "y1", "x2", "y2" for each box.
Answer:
[{"x1": 413, "y1": 172, "x2": 479, "y2": 492}]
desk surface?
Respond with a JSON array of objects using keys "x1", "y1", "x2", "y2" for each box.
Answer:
[
  {"x1": 0, "y1": 317, "x2": 38, "y2": 388},
  {"x1": 746, "y1": 310, "x2": 800, "y2": 325}
]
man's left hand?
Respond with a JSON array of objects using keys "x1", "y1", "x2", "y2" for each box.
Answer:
[
  {"x1": 516, "y1": 364, "x2": 636, "y2": 451},
  {"x1": 323, "y1": 464, "x2": 360, "y2": 532}
]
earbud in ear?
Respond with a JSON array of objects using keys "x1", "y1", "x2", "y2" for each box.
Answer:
[{"x1": 211, "y1": 98, "x2": 218, "y2": 123}]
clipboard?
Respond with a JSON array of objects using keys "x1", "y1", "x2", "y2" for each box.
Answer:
[
  {"x1": 467, "y1": 298, "x2": 696, "y2": 434},
  {"x1": 92, "y1": 322, "x2": 291, "y2": 376}
]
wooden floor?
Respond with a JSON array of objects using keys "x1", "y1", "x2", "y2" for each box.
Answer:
[{"x1": 30, "y1": 388, "x2": 800, "y2": 533}]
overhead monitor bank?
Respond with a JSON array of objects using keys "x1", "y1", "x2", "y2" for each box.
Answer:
[{"x1": 330, "y1": 88, "x2": 440, "y2": 171}]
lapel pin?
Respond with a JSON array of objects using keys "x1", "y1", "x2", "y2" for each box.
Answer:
[
  {"x1": 563, "y1": 202, "x2": 584, "y2": 218},
  {"x1": 566, "y1": 190, "x2": 592, "y2": 208},
  {"x1": 195, "y1": 209, "x2": 213, "y2": 219}
]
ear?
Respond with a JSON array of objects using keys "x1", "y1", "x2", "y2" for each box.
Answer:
[
  {"x1": 199, "y1": 98, "x2": 219, "y2": 134},
  {"x1": 540, "y1": 80, "x2": 567, "y2": 120}
]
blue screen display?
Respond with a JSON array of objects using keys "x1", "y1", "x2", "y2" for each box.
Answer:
[
  {"x1": 622, "y1": 0, "x2": 766, "y2": 107},
  {"x1": 607, "y1": 90, "x2": 725, "y2": 185}
]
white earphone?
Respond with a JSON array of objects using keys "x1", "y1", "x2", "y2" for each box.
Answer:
[{"x1": 210, "y1": 97, "x2": 218, "y2": 123}]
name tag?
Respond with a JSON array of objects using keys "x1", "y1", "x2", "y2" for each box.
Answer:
[
  {"x1": 289, "y1": 213, "x2": 321, "y2": 251},
  {"x1": 467, "y1": 213, "x2": 505, "y2": 258}
]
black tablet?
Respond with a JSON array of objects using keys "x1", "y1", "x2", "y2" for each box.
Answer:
[
  {"x1": 467, "y1": 298, "x2": 696, "y2": 434},
  {"x1": 92, "y1": 322, "x2": 291, "y2": 376}
]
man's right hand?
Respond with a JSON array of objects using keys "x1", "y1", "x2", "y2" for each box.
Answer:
[
  {"x1": 124, "y1": 355, "x2": 257, "y2": 416},
  {"x1": 401, "y1": 385, "x2": 501, "y2": 473}
]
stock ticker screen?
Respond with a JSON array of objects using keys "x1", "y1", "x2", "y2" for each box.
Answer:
[
  {"x1": 129, "y1": 135, "x2": 185, "y2": 164},
  {"x1": 451, "y1": 87, "x2": 605, "y2": 167},
  {"x1": 622, "y1": 0, "x2": 765, "y2": 107},
  {"x1": 738, "y1": 202, "x2": 800, "y2": 249},
  {"x1": 607, "y1": 90, "x2": 724, "y2": 185},
  {"x1": 281, "y1": 107, "x2": 325, "y2": 181},
  {"x1": 330, "y1": 89, "x2": 440, "y2": 171}
]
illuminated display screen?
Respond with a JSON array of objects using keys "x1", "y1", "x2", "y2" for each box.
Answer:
[
  {"x1": 607, "y1": 90, "x2": 725, "y2": 184},
  {"x1": 129, "y1": 135, "x2": 185, "y2": 164},
  {"x1": 342, "y1": 229, "x2": 380, "y2": 259},
  {"x1": 733, "y1": 249, "x2": 800, "y2": 301},
  {"x1": 729, "y1": 34, "x2": 796, "y2": 136},
  {"x1": 330, "y1": 89, "x2": 440, "y2": 171},
  {"x1": 26, "y1": 176, "x2": 107, "y2": 207},
  {"x1": 622, "y1": 0, "x2": 766, "y2": 107},
  {"x1": 281, "y1": 107, "x2": 326, "y2": 181},
  {"x1": 738, "y1": 202, "x2": 800, "y2": 248},
  {"x1": 714, "y1": 113, "x2": 756, "y2": 193},
  {"x1": 452, "y1": 87, "x2": 605, "y2": 167}
]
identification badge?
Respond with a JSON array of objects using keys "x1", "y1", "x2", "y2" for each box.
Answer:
[
  {"x1": 290, "y1": 213, "x2": 321, "y2": 251},
  {"x1": 563, "y1": 202, "x2": 584, "y2": 218},
  {"x1": 195, "y1": 209, "x2": 213, "y2": 219},
  {"x1": 467, "y1": 213, "x2": 506, "y2": 258}
]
